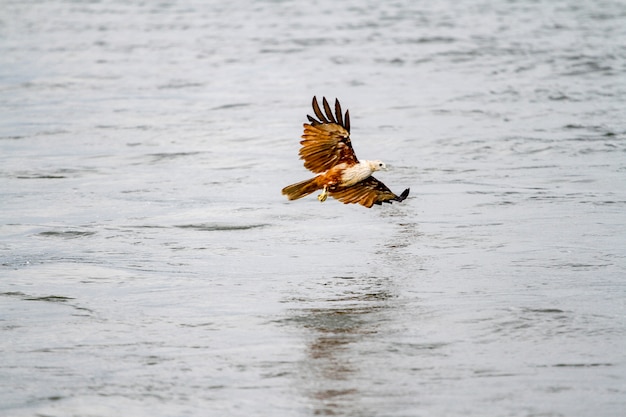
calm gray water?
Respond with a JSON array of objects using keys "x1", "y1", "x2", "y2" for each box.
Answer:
[{"x1": 1, "y1": 1, "x2": 626, "y2": 416}]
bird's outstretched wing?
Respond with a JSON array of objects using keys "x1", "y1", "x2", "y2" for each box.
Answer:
[
  {"x1": 299, "y1": 96, "x2": 358, "y2": 174},
  {"x1": 330, "y1": 177, "x2": 410, "y2": 208}
]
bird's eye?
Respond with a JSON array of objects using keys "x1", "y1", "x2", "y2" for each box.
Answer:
[{"x1": 379, "y1": 163, "x2": 383, "y2": 167}]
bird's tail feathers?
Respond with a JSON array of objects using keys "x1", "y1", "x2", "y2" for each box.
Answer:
[{"x1": 282, "y1": 177, "x2": 321, "y2": 200}]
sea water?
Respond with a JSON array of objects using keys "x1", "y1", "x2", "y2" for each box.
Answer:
[{"x1": 1, "y1": 1, "x2": 625, "y2": 416}]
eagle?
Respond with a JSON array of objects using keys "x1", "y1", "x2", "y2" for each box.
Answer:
[{"x1": 281, "y1": 96, "x2": 410, "y2": 208}]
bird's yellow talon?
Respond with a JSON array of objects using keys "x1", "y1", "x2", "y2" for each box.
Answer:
[{"x1": 317, "y1": 187, "x2": 328, "y2": 202}]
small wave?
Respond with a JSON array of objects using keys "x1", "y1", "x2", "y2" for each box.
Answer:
[
  {"x1": 16, "y1": 174, "x2": 67, "y2": 179},
  {"x1": 552, "y1": 363, "x2": 613, "y2": 368},
  {"x1": 13, "y1": 168, "x2": 96, "y2": 179},
  {"x1": 37, "y1": 230, "x2": 96, "y2": 239},
  {"x1": 175, "y1": 223, "x2": 268, "y2": 231},
  {"x1": 146, "y1": 151, "x2": 205, "y2": 163},
  {"x1": 211, "y1": 103, "x2": 252, "y2": 110}
]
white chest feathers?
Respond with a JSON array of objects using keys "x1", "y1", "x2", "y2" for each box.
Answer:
[{"x1": 340, "y1": 160, "x2": 381, "y2": 187}]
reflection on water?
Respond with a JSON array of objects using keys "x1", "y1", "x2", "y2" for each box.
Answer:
[
  {"x1": 290, "y1": 286, "x2": 393, "y2": 416},
  {"x1": 302, "y1": 308, "x2": 364, "y2": 414}
]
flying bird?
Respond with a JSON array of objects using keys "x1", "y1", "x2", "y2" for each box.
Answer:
[{"x1": 282, "y1": 96, "x2": 410, "y2": 208}]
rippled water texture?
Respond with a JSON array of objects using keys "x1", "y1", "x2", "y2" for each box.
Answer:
[{"x1": 1, "y1": 1, "x2": 625, "y2": 416}]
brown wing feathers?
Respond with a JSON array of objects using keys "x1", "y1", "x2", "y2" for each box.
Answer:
[
  {"x1": 299, "y1": 96, "x2": 357, "y2": 173},
  {"x1": 331, "y1": 177, "x2": 410, "y2": 208},
  {"x1": 289, "y1": 96, "x2": 410, "y2": 207}
]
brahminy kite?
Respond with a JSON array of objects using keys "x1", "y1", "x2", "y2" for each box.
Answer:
[{"x1": 282, "y1": 96, "x2": 410, "y2": 208}]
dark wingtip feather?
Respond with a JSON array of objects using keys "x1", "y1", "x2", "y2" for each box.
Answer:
[
  {"x1": 308, "y1": 96, "x2": 352, "y2": 131},
  {"x1": 378, "y1": 188, "x2": 410, "y2": 205},
  {"x1": 311, "y1": 96, "x2": 328, "y2": 123},
  {"x1": 334, "y1": 99, "x2": 343, "y2": 127},
  {"x1": 322, "y1": 97, "x2": 336, "y2": 123},
  {"x1": 396, "y1": 188, "x2": 410, "y2": 202}
]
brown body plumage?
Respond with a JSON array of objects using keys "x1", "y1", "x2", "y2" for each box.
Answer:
[{"x1": 282, "y1": 96, "x2": 410, "y2": 208}]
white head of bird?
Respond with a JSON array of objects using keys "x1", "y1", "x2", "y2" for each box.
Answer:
[{"x1": 366, "y1": 160, "x2": 387, "y2": 171}]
